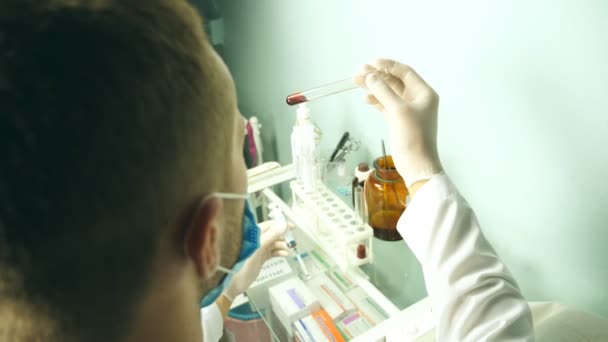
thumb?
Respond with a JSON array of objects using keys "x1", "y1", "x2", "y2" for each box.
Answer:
[
  {"x1": 260, "y1": 221, "x2": 287, "y2": 247},
  {"x1": 365, "y1": 72, "x2": 403, "y2": 111}
]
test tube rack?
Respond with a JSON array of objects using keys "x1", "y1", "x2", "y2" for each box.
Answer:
[{"x1": 290, "y1": 180, "x2": 374, "y2": 271}]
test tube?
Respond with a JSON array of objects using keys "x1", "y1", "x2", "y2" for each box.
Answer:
[
  {"x1": 354, "y1": 186, "x2": 365, "y2": 225},
  {"x1": 286, "y1": 78, "x2": 357, "y2": 106}
]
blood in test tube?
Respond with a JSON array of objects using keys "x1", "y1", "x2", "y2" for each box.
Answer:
[
  {"x1": 357, "y1": 244, "x2": 367, "y2": 259},
  {"x1": 286, "y1": 93, "x2": 307, "y2": 106}
]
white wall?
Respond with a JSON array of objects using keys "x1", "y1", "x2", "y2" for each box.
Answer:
[{"x1": 221, "y1": 0, "x2": 608, "y2": 316}]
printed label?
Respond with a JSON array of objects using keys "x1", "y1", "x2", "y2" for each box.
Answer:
[{"x1": 287, "y1": 288, "x2": 305, "y2": 309}]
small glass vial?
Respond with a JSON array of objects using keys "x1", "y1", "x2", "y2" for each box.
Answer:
[{"x1": 364, "y1": 155, "x2": 408, "y2": 241}]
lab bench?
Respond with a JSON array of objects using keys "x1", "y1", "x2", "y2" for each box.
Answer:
[{"x1": 224, "y1": 163, "x2": 435, "y2": 342}]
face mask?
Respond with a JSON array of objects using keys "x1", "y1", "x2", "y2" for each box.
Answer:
[{"x1": 200, "y1": 193, "x2": 260, "y2": 307}]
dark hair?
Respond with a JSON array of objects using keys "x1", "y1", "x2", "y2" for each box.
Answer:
[{"x1": 0, "y1": 1, "x2": 227, "y2": 340}]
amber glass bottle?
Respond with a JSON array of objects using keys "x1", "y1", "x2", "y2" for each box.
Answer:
[{"x1": 364, "y1": 155, "x2": 408, "y2": 241}]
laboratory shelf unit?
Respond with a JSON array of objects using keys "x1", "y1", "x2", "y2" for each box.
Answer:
[{"x1": 228, "y1": 163, "x2": 434, "y2": 342}]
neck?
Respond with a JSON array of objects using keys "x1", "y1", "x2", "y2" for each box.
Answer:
[
  {"x1": 125, "y1": 269, "x2": 203, "y2": 342},
  {"x1": 0, "y1": 296, "x2": 60, "y2": 341}
]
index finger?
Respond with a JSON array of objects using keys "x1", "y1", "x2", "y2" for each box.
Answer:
[
  {"x1": 353, "y1": 64, "x2": 376, "y2": 86},
  {"x1": 370, "y1": 58, "x2": 432, "y2": 91}
]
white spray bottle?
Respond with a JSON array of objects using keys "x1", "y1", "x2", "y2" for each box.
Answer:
[{"x1": 291, "y1": 103, "x2": 319, "y2": 192}]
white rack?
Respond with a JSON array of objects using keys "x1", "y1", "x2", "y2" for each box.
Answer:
[
  {"x1": 290, "y1": 179, "x2": 374, "y2": 271},
  {"x1": 260, "y1": 186, "x2": 400, "y2": 318}
]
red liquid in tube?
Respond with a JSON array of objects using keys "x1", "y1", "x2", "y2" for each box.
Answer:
[
  {"x1": 286, "y1": 93, "x2": 307, "y2": 106},
  {"x1": 357, "y1": 244, "x2": 367, "y2": 259}
]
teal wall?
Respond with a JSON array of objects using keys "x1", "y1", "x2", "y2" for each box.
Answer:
[{"x1": 220, "y1": 0, "x2": 608, "y2": 317}]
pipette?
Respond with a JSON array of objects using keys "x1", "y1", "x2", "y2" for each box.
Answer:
[
  {"x1": 286, "y1": 78, "x2": 357, "y2": 106},
  {"x1": 268, "y1": 204, "x2": 311, "y2": 279}
]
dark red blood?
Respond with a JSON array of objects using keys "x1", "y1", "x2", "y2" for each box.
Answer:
[
  {"x1": 286, "y1": 93, "x2": 307, "y2": 106},
  {"x1": 357, "y1": 244, "x2": 367, "y2": 259}
]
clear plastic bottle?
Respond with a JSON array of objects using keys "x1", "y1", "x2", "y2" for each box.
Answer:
[
  {"x1": 291, "y1": 104, "x2": 320, "y2": 192},
  {"x1": 352, "y1": 162, "x2": 372, "y2": 224}
]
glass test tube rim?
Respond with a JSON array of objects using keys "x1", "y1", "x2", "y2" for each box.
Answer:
[{"x1": 286, "y1": 77, "x2": 358, "y2": 105}]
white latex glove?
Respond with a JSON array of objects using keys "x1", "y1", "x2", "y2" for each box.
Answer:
[
  {"x1": 354, "y1": 59, "x2": 443, "y2": 187},
  {"x1": 222, "y1": 220, "x2": 290, "y2": 301}
]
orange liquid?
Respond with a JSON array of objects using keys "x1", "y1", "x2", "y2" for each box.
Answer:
[{"x1": 370, "y1": 210, "x2": 403, "y2": 241}]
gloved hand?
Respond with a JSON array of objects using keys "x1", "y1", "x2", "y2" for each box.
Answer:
[
  {"x1": 354, "y1": 59, "x2": 443, "y2": 187},
  {"x1": 222, "y1": 220, "x2": 290, "y2": 301}
]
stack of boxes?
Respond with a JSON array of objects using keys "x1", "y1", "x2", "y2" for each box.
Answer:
[
  {"x1": 269, "y1": 277, "x2": 321, "y2": 333},
  {"x1": 268, "y1": 248, "x2": 390, "y2": 341}
]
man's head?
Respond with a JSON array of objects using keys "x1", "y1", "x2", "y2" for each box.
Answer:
[{"x1": 0, "y1": 1, "x2": 246, "y2": 341}]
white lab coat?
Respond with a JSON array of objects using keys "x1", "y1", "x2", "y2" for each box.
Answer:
[
  {"x1": 201, "y1": 303, "x2": 223, "y2": 342},
  {"x1": 397, "y1": 173, "x2": 534, "y2": 341},
  {"x1": 201, "y1": 173, "x2": 608, "y2": 341}
]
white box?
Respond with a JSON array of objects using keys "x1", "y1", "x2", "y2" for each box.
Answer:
[
  {"x1": 294, "y1": 315, "x2": 328, "y2": 342},
  {"x1": 336, "y1": 311, "x2": 374, "y2": 339},
  {"x1": 246, "y1": 257, "x2": 294, "y2": 305},
  {"x1": 346, "y1": 287, "x2": 390, "y2": 326},
  {"x1": 306, "y1": 273, "x2": 356, "y2": 321},
  {"x1": 326, "y1": 268, "x2": 356, "y2": 292},
  {"x1": 293, "y1": 310, "x2": 346, "y2": 342},
  {"x1": 269, "y1": 277, "x2": 320, "y2": 332}
]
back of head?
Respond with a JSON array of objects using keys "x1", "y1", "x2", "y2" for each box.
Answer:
[{"x1": 0, "y1": 1, "x2": 228, "y2": 340}]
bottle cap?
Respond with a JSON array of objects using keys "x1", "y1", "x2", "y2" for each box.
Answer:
[
  {"x1": 296, "y1": 103, "x2": 311, "y2": 122},
  {"x1": 355, "y1": 162, "x2": 372, "y2": 182},
  {"x1": 357, "y1": 244, "x2": 367, "y2": 259}
]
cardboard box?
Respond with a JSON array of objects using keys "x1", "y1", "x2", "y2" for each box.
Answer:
[
  {"x1": 269, "y1": 277, "x2": 320, "y2": 332},
  {"x1": 293, "y1": 309, "x2": 346, "y2": 342},
  {"x1": 336, "y1": 311, "x2": 374, "y2": 340},
  {"x1": 345, "y1": 287, "x2": 390, "y2": 326},
  {"x1": 326, "y1": 269, "x2": 356, "y2": 292},
  {"x1": 247, "y1": 256, "x2": 294, "y2": 303},
  {"x1": 306, "y1": 273, "x2": 356, "y2": 321}
]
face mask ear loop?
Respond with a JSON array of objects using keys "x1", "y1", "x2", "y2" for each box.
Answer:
[
  {"x1": 216, "y1": 265, "x2": 235, "y2": 275},
  {"x1": 213, "y1": 192, "x2": 248, "y2": 200},
  {"x1": 184, "y1": 192, "x2": 237, "y2": 256}
]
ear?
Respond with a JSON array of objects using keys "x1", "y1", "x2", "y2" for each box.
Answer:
[{"x1": 184, "y1": 197, "x2": 223, "y2": 279}]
